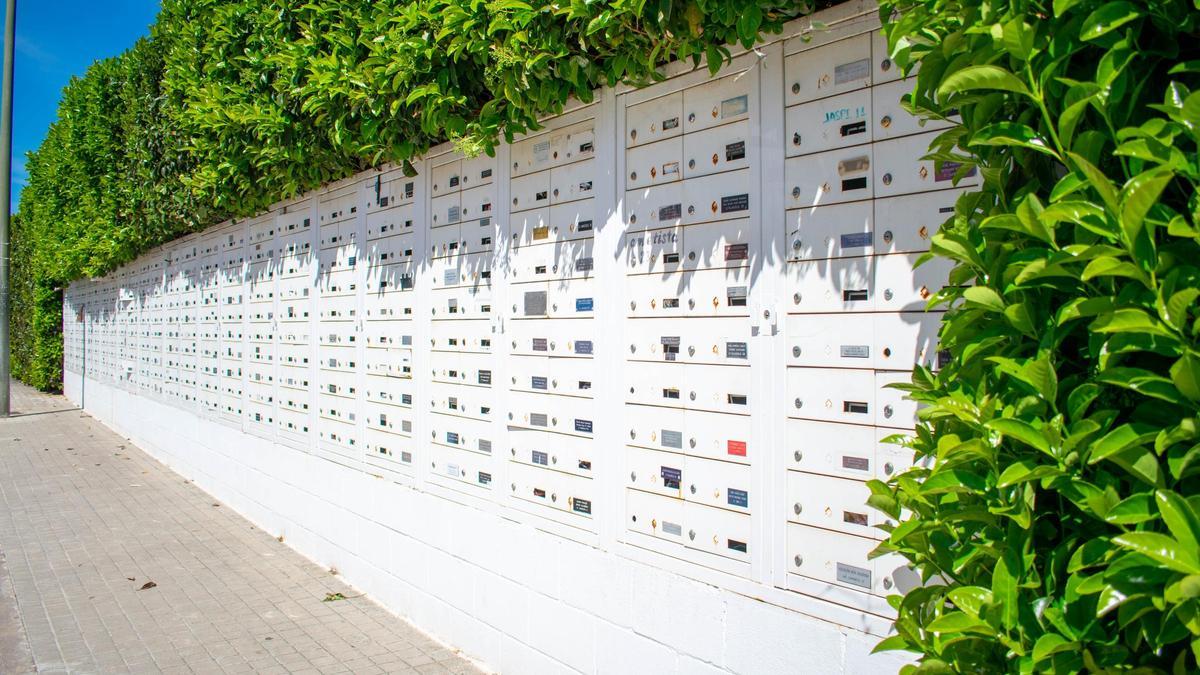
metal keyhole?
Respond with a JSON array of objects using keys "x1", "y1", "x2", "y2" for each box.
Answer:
[
  {"x1": 883, "y1": 230, "x2": 894, "y2": 244},
  {"x1": 792, "y1": 186, "x2": 801, "y2": 199},
  {"x1": 882, "y1": 173, "x2": 893, "y2": 185},
  {"x1": 883, "y1": 404, "x2": 894, "y2": 419},
  {"x1": 791, "y1": 82, "x2": 801, "y2": 94},
  {"x1": 794, "y1": 450, "x2": 803, "y2": 462}
]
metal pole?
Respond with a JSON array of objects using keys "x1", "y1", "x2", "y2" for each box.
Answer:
[{"x1": 0, "y1": 0, "x2": 15, "y2": 416}]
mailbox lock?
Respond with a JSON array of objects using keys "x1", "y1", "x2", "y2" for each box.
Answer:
[
  {"x1": 884, "y1": 289, "x2": 894, "y2": 301},
  {"x1": 630, "y1": 344, "x2": 637, "y2": 353},
  {"x1": 688, "y1": 159, "x2": 696, "y2": 169},
  {"x1": 884, "y1": 462, "x2": 895, "y2": 475},
  {"x1": 687, "y1": 205, "x2": 696, "y2": 215},
  {"x1": 630, "y1": 171, "x2": 637, "y2": 181},
  {"x1": 883, "y1": 230, "x2": 894, "y2": 244},
  {"x1": 883, "y1": 347, "x2": 892, "y2": 358},
  {"x1": 791, "y1": 186, "x2": 802, "y2": 199},
  {"x1": 794, "y1": 503, "x2": 802, "y2": 515},
  {"x1": 551, "y1": 493, "x2": 557, "y2": 503},
  {"x1": 710, "y1": 201, "x2": 718, "y2": 213},
  {"x1": 550, "y1": 341, "x2": 556, "y2": 350},
  {"x1": 792, "y1": 346, "x2": 801, "y2": 358},
  {"x1": 510, "y1": 448, "x2": 516, "y2": 456},
  {"x1": 630, "y1": 214, "x2": 637, "y2": 224},
  {"x1": 688, "y1": 437, "x2": 697, "y2": 449},
  {"x1": 688, "y1": 529, "x2": 696, "y2": 541},
  {"x1": 552, "y1": 303, "x2": 559, "y2": 312},
  {"x1": 794, "y1": 450, "x2": 803, "y2": 462},
  {"x1": 511, "y1": 483, "x2": 516, "y2": 491},
  {"x1": 792, "y1": 132, "x2": 801, "y2": 146},
  {"x1": 791, "y1": 82, "x2": 801, "y2": 94},
  {"x1": 690, "y1": 484, "x2": 697, "y2": 494},
  {"x1": 687, "y1": 346, "x2": 695, "y2": 356},
  {"x1": 794, "y1": 555, "x2": 803, "y2": 568},
  {"x1": 688, "y1": 112, "x2": 696, "y2": 123},
  {"x1": 630, "y1": 301, "x2": 637, "y2": 310},
  {"x1": 630, "y1": 129, "x2": 638, "y2": 141},
  {"x1": 882, "y1": 173, "x2": 893, "y2": 186},
  {"x1": 792, "y1": 238, "x2": 802, "y2": 251},
  {"x1": 883, "y1": 577, "x2": 894, "y2": 590},
  {"x1": 763, "y1": 309, "x2": 771, "y2": 320},
  {"x1": 794, "y1": 398, "x2": 802, "y2": 409},
  {"x1": 793, "y1": 292, "x2": 801, "y2": 304},
  {"x1": 689, "y1": 391, "x2": 696, "y2": 401},
  {"x1": 881, "y1": 58, "x2": 892, "y2": 72},
  {"x1": 883, "y1": 405, "x2": 894, "y2": 419},
  {"x1": 508, "y1": 412, "x2": 514, "y2": 420},
  {"x1": 630, "y1": 471, "x2": 637, "y2": 481},
  {"x1": 688, "y1": 251, "x2": 696, "y2": 261},
  {"x1": 880, "y1": 115, "x2": 892, "y2": 129},
  {"x1": 511, "y1": 340, "x2": 517, "y2": 349},
  {"x1": 630, "y1": 429, "x2": 637, "y2": 439},
  {"x1": 511, "y1": 376, "x2": 517, "y2": 384}
]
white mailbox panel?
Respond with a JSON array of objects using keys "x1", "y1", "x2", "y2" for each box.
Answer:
[
  {"x1": 787, "y1": 472, "x2": 887, "y2": 539},
  {"x1": 460, "y1": 184, "x2": 496, "y2": 223},
  {"x1": 507, "y1": 321, "x2": 594, "y2": 358},
  {"x1": 786, "y1": 256, "x2": 874, "y2": 314},
  {"x1": 510, "y1": 429, "x2": 594, "y2": 478},
  {"x1": 683, "y1": 502, "x2": 751, "y2": 563},
  {"x1": 508, "y1": 357, "x2": 594, "y2": 398},
  {"x1": 366, "y1": 202, "x2": 416, "y2": 239},
  {"x1": 429, "y1": 445, "x2": 494, "y2": 491},
  {"x1": 874, "y1": 189, "x2": 963, "y2": 255},
  {"x1": 787, "y1": 523, "x2": 911, "y2": 599},
  {"x1": 431, "y1": 158, "x2": 461, "y2": 198},
  {"x1": 785, "y1": 146, "x2": 873, "y2": 210},
  {"x1": 873, "y1": 131, "x2": 980, "y2": 198},
  {"x1": 785, "y1": 89, "x2": 871, "y2": 158},
  {"x1": 430, "y1": 192, "x2": 461, "y2": 228},
  {"x1": 683, "y1": 119, "x2": 750, "y2": 179},
  {"x1": 784, "y1": 34, "x2": 872, "y2": 106},
  {"x1": 430, "y1": 381, "x2": 492, "y2": 422},
  {"x1": 550, "y1": 159, "x2": 596, "y2": 205},
  {"x1": 871, "y1": 77, "x2": 954, "y2": 142},
  {"x1": 627, "y1": 447, "x2": 686, "y2": 499},
  {"x1": 787, "y1": 201, "x2": 874, "y2": 261},
  {"x1": 507, "y1": 391, "x2": 595, "y2": 438},
  {"x1": 685, "y1": 456, "x2": 752, "y2": 514},
  {"x1": 626, "y1": 267, "x2": 752, "y2": 318},
  {"x1": 786, "y1": 422, "x2": 925, "y2": 482},
  {"x1": 549, "y1": 120, "x2": 596, "y2": 168},
  {"x1": 508, "y1": 463, "x2": 596, "y2": 520},
  {"x1": 626, "y1": 489, "x2": 687, "y2": 544},
  {"x1": 430, "y1": 321, "x2": 493, "y2": 354},
  {"x1": 511, "y1": 132, "x2": 555, "y2": 178},
  {"x1": 626, "y1": 318, "x2": 751, "y2": 367},
  {"x1": 682, "y1": 72, "x2": 751, "y2": 134},
  {"x1": 787, "y1": 311, "x2": 942, "y2": 370},
  {"x1": 626, "y1": 136, "x2": 682, "y2": 191},
  {"x1": 430, "y1": 416, "x2": 495, "y2": 455},
  {"x1": 626, "y1": 91, "x2": 682, "y2": 149},
  {"x1": 460, "y1": 153, "x2": 495, "y2": 189},
  {"x1": 511, "y1": 170, "x2": 552, "y2": 214},
  {"x1": 874, "y1": 252, "x2": 954, "y2": 312}
]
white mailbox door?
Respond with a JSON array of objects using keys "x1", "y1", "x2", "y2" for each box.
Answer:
[
  {"x1": 787, "y1": 201, "x2": 874, "y2": 261},
  {"x1": 784, "y1": 34, "x2": 872, "y2": 106},
  {"x1": 785, "y1": 89, "x2": 872, "y2": 158},
  {"x1": 626, "y1": 91, "x2": 683, "y2": 149}
]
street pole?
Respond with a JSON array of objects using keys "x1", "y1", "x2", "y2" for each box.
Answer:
[{"x1": 0, "y1": 0, "x2": 15, "y2": 416}]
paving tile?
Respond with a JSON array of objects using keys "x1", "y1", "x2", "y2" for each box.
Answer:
[{"x1": 0, "y1": 381, "x2": 484, "y2": 675}]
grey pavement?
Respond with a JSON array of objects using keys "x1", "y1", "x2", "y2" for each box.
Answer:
[{"x1": 0, "y1": 381, "x2": 484, "y2": 674}]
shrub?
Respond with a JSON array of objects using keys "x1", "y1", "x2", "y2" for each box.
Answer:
[{"x1": 869, "y1": 0, "x2": 1200, "y2": 671}]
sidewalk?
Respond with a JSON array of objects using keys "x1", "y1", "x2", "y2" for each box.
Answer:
[{"x1": 0, "y1": 381, "x2": 483, "y2": 675}]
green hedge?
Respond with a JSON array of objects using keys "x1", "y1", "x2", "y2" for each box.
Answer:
[
  {"x1": 11, "y1": 0, "x2": 829, "y2": 389},
  {"x1": 871, "y1": 0, "x2": 1200, "y2": 671}
]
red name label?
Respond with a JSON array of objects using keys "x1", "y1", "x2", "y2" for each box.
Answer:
[{"x1": 727, "y1": 440, "x2": 747, "y2": 457}]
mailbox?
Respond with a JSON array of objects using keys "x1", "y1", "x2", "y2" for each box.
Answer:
[
  {"x1": 509, "y1": 429, "x2": 594, "y2": 478},
  {"x1": 682, "y1": 72, "x2": 751, "y2": 134},
  {"x1": 873, "y1": 131, "x2": 981, "y2": 199},
  {"x1": 785, "y1": 89, "x2": 872, "y2": 158},
  {"x1": 683, "y1": 119, "x2": 750, "y2": 179},
  {"x1": 626, "y1": 90, "x2": 683, "y2": 149},
  {"x1": 784, "y1": 34, "x2": 872, "y2": 107}
]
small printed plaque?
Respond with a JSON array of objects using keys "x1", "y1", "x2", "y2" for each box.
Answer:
[
  {"x1": 725, "y1": 243, "x2": 749, "y2": 261},
  {"x1": 576, "y1": 297, "x2": 594, "y2": 312},
  {"x1": 834, "y1": 58, "x2": 870, "y2": 85},
  {"x1": 531, "y1": 376, "x2": 548, "y2": 390},
  {"x1": 721, "y1": 194, "x2": 750, "y2": 213},
  {"x1": 532, "y1": 450, "x2": 549, "y2": 465},
  {"x1": 572, "y1": 498, "x2": 592, "y2": 515},
  {"x1": 721, "y1": 95, "x2": 748, "y2": 118},
  {"x1": 574, "y1": 419, "x2": 593, "y2": 434},
  {"x1": 840, "y1": 345, "x2": 870, "y2": 359},
  {"x1": 662, "y1": 430, "x2": 683, "y2": 449},
  {"x1": 530, "y1": 413, "x2": 549, "y2": 427},
  {"x1": 532, "y1": 338, "x2": 548, "y2": 352},
  {"x1": 725, "y1": 140, "x2": 746, "y2": 162},
  {"x1": 840, "y1": 232, "x2": 873, "y2": 249},
  {"x1": 727, "y1": 488, "x2": 749, "y2": 508},
  {"x1": 726, "y1": 341, "x2": 749, "y2": 359},
  {"x1": 659, "y1": 203, "x2": 682, "y2": 221},
  {"x1": 575, "y1": 340, "x2": 593, "y2": 355},
  {"x1": 837, "y1": 563, "x2": 872, "y2": 589},
  {"x1": 842, "y1": 455, "x2": 870, "y2": 472},
  {"x1": 446, "y1": 431, "x2": 459, "y2": 444},
  {"x1": 524, "y1": 290, "x2": 547, "y2": 316},
  {"x1": 727, "y1": 440, "x2": 747, "y2": 457}
]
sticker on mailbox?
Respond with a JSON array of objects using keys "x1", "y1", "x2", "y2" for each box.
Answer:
[
  {"x1": 725, "y1": 243, "x2": 749, "y2": 261},
  {"x1": 530, "y1": 413, "x2": 548, "y2": 427},
  {"x1": 840, "y1": 345, "x2": 870, "y2": 359},
  {"x1": 575, "y1": 257, "x2": 594, "y2": 272},
  {"x1": 524, "y1": 291, "x2": 547, "y2": 316},
  {"x1": 660, "y1": 466, "x2": 682, "y2": 489},
  {"x1": 659, "y1": 204, "x2": 682, "y2": 222},
  {"x1": 576, "y1": 297, "x2": 594, "y2": 312},
  {"x1": 726, "y1": 341, "x2": 748, "y2": 359},
  {"x1": 446, "y1": 431, "x2": 459, "y2": 445},
  {"x1": 842, "y1": 455, "x2": 870, "y2": 472},
  {"x1": 532, "y1": 450, "x2": 549, "y2": 465},
  {"x1": 662, "y1": 521, "x2": 682, "y2": 536},
  {"x1": 575, "y1": 340, "x2": 593, "y2": 355},
  {"x1": 936, "y1": 161, "x2": 977, "y2": 182},
  {"x1": 444, "y1": 269, "x2": 460, "y2": 285},
  {"x1": 661, "y1": 429, "x2": 683, "y2": 449},
  {"x1": 721, "y1": 194, "x2": 750, "y2": 214},
  {"x1": 725, "y1": 141, "x2": 746, "y2": 162},
  {"x1": 574, "y1": 419, "x2": 593, "y2": 434},
  {"x1": 533, "y1": 226, "x2": 550, "y2": 241},
  {"x1": 834, "y1": 59, "x2": 871, "y2": 86},
  {"x1": 531, "y1": 376, "x2": 548, "y2": 390},
  {"x1": 836, "y1": 562, "x2": 872, "y2": 589},
  {"x1": 479, "y1": 439, "x2": 492, "y2": 453},
  {"x1": 840, "y1": 232, "x2": 872, "y2": 249},
  {"x1": 532, "y1": 338, "x2": 548, "y2": 352},
  {"x1": 727, "y1": 440, "x2": 747, "y2": 457},
  {"x1": 478, "y1": 370, "x2": 492, "y2": 385},
  {"x1": 721, "y1": 95, "x2": 748, "y2": 119},
  {"x1": 477, "y1": 471, "x2": 492, "y2": 486},
  {"x1": 727, "y1": 488, "x2": 749, "y2": 508},
  {"x1": 572, "y1": 498, "x2": 592, "y2": 515}
]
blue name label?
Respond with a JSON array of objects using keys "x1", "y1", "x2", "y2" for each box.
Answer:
[
  {"x1": 531, "y1": 376, "x2": 548, "y2": 390},
  {"x1": 576, "y1": 297, "x2": 594, "y2": 312},
  {"x1": 840, "y1": 232, "x2": 873, "y2": 249},
  {"x1": 446, "y1": 432, "x2": 459, "y2": 444},
  {"x1": 575, "y1": 340, "x2": 593, "y2": 355},
  {"x1": 727, "y1": 488, "x2": 749, "y2": 508},
  {"x1": 574, "y1": 419, "x2": 593, "y2": 434}
]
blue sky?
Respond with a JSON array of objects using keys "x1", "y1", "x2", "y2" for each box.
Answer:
[{"x1": 7, "y1": 1, "x2": 160, "y2": 212}]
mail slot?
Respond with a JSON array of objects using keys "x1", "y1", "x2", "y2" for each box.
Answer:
[
  {"x1": 510, "y1": 429, "x2": 593, "y2": 478},
  {"x1": 684, "y1": 501, "x2": 751, "y2": 563},
  {"x1": 785, "y1": 256, "x2": 875, "y2": 313},
  {"x1": 626, "y1": 488, "x2": 686, "y2": 544},
  {"x1": 626, "y1": 136, "x2": 682, "y2": 191},
  {"x1": 785, "y1": 88, "x2": 872, "y2": 158},
  {"x1": 874, "y1": 252, "x2": 954, "y2": 312},
  {"x1": 626, "y1": 318, "x2": 751, "y2": 366},
  {"x1": 874, "y1": 189, "x2": 965, "y2": 254},
  {"x1": 683, "y1": 119, "x2": 750, "y2": 179},
  {"x1": 787, "y1": 522, "x2": 911, "y2": 599},
  {"x1": 785, "y1": 147, "x2": 874, "y2": 209},
  {"x1": 626, "y1": 90, "x2": 682, "y2": 149},
  {"x1": 626, "y1": 446, "x2": 686, "y2": 499},
  {"x1": 507, "y1": 356, "x2": 595, "y2": 398},
  {"x1": 550, "y1": 158, "x2": 595, "y2": 204},
  {"x1": 787, "y1": 311, "x2": 943, "y2": 370},
  {"x1": 872, "y1": 78, "x2": 954, "y2": 142},
  {"x1": 685, "y1": 456, "x2": 751, "y2": 514},
  {"x1": 873, "y1": 131, "x2": 981, "y2": 198},
  {"x1": 787, "y1": 472, "x2": 887, "y2": 539},
  {"x1": 784, "y1": 33, "x2": 871, "y2": 106},
  {"x1": 430, "y1": 158, "x2": 462, "y2": 198},
  {"x1": 788, "y1": 201, "x2": 873, "y2": 261},
  {"x1": 683, "y1": 72, "x2": 751, "y2": 134}
]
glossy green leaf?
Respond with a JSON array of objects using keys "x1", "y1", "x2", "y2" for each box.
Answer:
[{"x1": 1111, "y1": 533, "x2": 1200, "y2": 575}]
